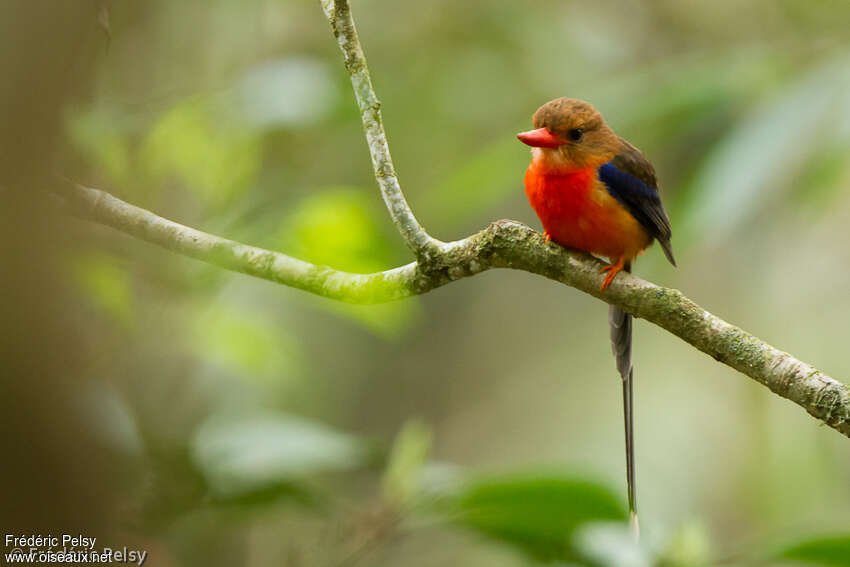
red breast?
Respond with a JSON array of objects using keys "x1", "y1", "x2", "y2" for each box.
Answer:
[{"x1": 524, "y1": 158, "x2": 650, "y2": 261}]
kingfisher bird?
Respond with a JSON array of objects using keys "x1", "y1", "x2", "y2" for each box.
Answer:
[{"x1": 517, "y1": 97, "x2": 676, "y2": 534}]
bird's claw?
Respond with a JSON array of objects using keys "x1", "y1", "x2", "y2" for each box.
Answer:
[{"x1": 599, "y1": 260, "x2": 625, "y2": 290}]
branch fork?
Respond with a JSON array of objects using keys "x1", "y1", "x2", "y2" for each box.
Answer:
[{"x1": 53, "y1": 0, "x2": 850, "y2": 438}]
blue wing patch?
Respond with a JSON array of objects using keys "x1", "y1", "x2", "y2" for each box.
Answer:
[
  {"x1": 598, "y1": 161, "x2": 676, "y2": 265},
  {"x1": 599, "y1": 162, "x2": 659, "y2": 206}
]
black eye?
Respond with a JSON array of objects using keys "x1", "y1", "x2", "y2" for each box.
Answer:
[{"x1": 568, "y1": 128, "x2": 583, "y2": 142}]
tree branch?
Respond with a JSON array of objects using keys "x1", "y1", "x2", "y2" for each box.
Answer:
[
  {"x1": 52, "y1": 0, "x2": 850, "y2": 440},
  {"x1": 58, "y1": 182, "x2": 850, "y2": 439},
  {"x1": 320, "y1": 0, "x2": 439, "y2": 260}
]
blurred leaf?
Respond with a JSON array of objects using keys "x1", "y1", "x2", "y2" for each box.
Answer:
[
  {"x1": 208, "y1": 480, "x2": 318, "y2": 511},
  {"x1": 656, "y1": 521, "x2": 711, "y2": 567},
  {"x1": 573, "y1": 522, "x2": 649, "y2": 567},
  {"x1": 680, "y1": 55, "x2": 850, "y2": 244},
  {"x1": 424, "y1": 138, "x2": 527, "y2": 232},
  {"x1": 71, "y1": 253, "x2": 134, "y2": 328},
  {"x1": 381, "y1": 419, "x2": 432, "y2": 508},
  {"x1": 192, "y1": 414, "x2": 367, "y2": 500},
  {"x1": 444, "y1": 472, "x2": 626, "y2": 562},
  {"x1": 774, "y1": 535, "x2": 850, "y2": 566},
  {"x1": 67, "y1": 106, "x2": 133, "y2": 183},
  {"x1": 790, "y1": 147, "x2": 850, "y2": 212},
  {"x1": 280, "y1": 188, "x2": 420, "y2": 337},
  {"x1": 229, "y1": 57, "x2": 337, "y2": 129},
  {"x1": 319, "y1": 300, "x2": 421, "y2": 340},
  {"x1": 596, "y1": 48, "x2": 784, "y2": 140},
  {"x1": 279, "y1": 187, "x2": 396, "y2": 273},
  {"x1": 416, "y1": 462, "x2": 466, "y2": 502},
  {"x1": 192, "y1": 304, "x2": 300, "y2": 381},
  {"x1": 74, "y1": 384, "x2": 143, "y2": 457},
  {"x1": 141, "y1": 98, "x2": 261, "y2": 207}
]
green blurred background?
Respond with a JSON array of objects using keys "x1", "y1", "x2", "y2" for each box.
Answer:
[{"x1": 2, "y1": 0, "x2": 850, "y2": 565}]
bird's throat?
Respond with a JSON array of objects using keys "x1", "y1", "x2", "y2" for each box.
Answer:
[{"x1": 530, "y1": 147, "x2": 581, "y2": 174}]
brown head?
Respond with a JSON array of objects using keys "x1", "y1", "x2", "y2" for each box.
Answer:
[{"x1": 517, "y1": 98, "x2": 621, "y2": 170}]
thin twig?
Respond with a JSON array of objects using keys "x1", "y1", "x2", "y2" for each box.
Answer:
[{"x1": 320, "y1": 0, "x2": 439, "y2": 260}]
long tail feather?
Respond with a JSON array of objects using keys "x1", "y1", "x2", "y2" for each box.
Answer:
[{"x1": 608, "y1": 263, "x2": 639, "y2": 539}]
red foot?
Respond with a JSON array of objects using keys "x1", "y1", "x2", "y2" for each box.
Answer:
[
  {"x1": 600, "y1": 257, "x2": 626, "y2": 290},
  {"x1": 543, "y1": 231, "x2": 551, "y2": 244}
]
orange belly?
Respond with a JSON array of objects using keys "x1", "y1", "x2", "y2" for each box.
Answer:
[{"x1": 524, "y1": 164, "x2": 651, "y2": 261}]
